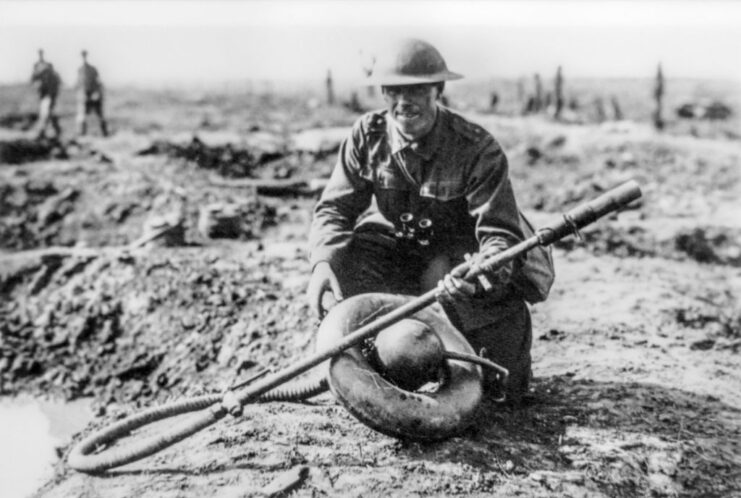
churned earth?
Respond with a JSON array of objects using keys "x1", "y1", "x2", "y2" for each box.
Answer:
[{"x1": 0, "y1": 85, "x2": 739, "y2": 497}]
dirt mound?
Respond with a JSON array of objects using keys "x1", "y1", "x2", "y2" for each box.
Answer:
[
  {"x1": 554, "y1": 223, "x2": 741, "y2": 266},
  {"x1": 42, "y1": 376, "x2": 741, "y2": 498},
  {"x1": 673, "y1": 226, "x2": 741, "y2": 266},
  {"x1": 136, "y1": 135, "x2": 277, "y2": 178},
  {"x1": 0, "y1": 181, "x2": 80, "y2": 249},
  {"x1": 0, "y1": 137, "x2": 67, "y2": 164},
  {"x1": 1, "y1": 88, "x2": 738, "y2": 496},
  {"x1": 0, "y1": 245, "x2": 314, "y2": 406},
  {"x1": 0, "y1": 111, "x2": 38, "y2": 130},
  {"x1": 0, "y1": 152, "x2": 281, "y2": 250}
]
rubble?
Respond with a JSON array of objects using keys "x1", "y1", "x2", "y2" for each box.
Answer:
[
  {"x1": 0, "y1": 249, "x2": 314, "y2": 404},
  {"x1": 1, "y1": 88, "x2": 739, "y2": 497},
  {"x1": 0, "y1": 137, "x2": 67, "y2": 164},
  {"x1": 198, "y1": 203, "x2": 246, "y2": 239},
  {"x1": 677, "y1": 101, "x2": 733, "y2": 120},
  {"x1": 137, "y1": 135, "x2": 262, "y2": 178},
  {"x1": 0, "y1": 111, "x2": 38, "y2": 130}
]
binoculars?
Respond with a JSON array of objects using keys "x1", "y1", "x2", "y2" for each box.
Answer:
[{"x1": 395, "y1": 212, "x2": 433, "y2": 247}]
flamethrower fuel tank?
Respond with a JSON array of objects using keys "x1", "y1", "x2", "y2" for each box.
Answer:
[{"x1": 316, "y1": 293, "x2": 484, "y2": 441}]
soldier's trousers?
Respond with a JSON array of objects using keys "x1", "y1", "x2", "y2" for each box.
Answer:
[
  {"x1": 76, "y1": 97, "x2": 108, "y2": 136},
  {"x1": 34, "y1": 95, "x2": 61, "y2": 139},
  {"x1": 331, "y1": 228, "x2": 533, "y2": 402}
]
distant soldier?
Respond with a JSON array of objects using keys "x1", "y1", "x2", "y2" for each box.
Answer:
[
  {"x1": 75, "y1": 50, "x2": 108, "y2": 137},
  {"x1": 30, "y1": 49, "x2": 62, "y2": 140},
  {"x1": 31, "y1": 49, "x2": 50, "y2": 81}
]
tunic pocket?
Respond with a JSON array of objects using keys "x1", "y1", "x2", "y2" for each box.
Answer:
[
  {"x1": 420, "y1": 181, "x2": 466, "y2": 201},
  {"x1": 374, "y1": 166, "x2": 411, "y2": 219}
]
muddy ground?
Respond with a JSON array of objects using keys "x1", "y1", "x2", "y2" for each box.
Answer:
[{"x1": 1, "y1": 83, "x2": 740, "y2": 497}]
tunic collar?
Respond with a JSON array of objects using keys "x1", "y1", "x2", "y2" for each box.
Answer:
[{"x1": 388, "y1": 107, "x2": 443, "y2": 160}]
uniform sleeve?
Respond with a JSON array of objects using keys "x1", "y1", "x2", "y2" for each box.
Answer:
[
  {"x1": 465, "y1": 138, "x2": 524, "y2": 253},
  {"x1": 30, "y1": 64, "x2": 41, "y2": 83},
  {"x1": 308, "y1": 119, "x2": 373, "y2": 268}
]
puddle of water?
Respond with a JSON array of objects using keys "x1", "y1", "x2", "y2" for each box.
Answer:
[{"x1": 0, "y1": 396, "x2": 92, "y2": 498}]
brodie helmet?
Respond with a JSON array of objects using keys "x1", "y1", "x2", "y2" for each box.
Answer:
[{"x1": 367, "y1": 38, "x2": 463, "y2": 86}]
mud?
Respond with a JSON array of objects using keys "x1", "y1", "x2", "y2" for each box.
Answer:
[
  {"x1": 0, "y1": 137, "x2": 66, "y2": 165},
  {"x1": 136, "y1": 135, "x2": 285, "y2": 178},
  {"x1": 0, "y1": 87, "x2": 739, "y2": 497}
]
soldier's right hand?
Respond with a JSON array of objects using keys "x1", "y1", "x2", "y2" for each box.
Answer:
[
  {"x1": 436, "y1": 274, "x2": 478, "y2": 306},
  {"x1": 307, "y1": 261, "x2": 344, "y2": 319}
]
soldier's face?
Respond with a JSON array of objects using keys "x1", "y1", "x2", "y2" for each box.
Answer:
[{"x1": 382, "y1": 84, "x2": 439, "y2": 139}]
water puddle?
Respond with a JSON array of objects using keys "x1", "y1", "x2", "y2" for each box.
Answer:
[{"x1": 0, "y1": 396, "x2": 92, "y2": 498}]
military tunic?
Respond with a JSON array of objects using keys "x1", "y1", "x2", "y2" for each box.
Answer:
[
  {"x1": 75, "y1": 63, "x2": 108, "y2": 136},
  {"x1": 309, "y1": 106, "x2": 553, "y2": 400},
  {"x1": 30, "y1": 62, "x2": 62, "y2": 139},
  {"x1": 310, "y1": 107, "x2": 522, "y2": 268}
]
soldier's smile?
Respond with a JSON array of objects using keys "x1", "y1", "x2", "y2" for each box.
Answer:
[
  {"x1": 395, "y1": 107, "x2": 421, "y2": 121},
  {"x1": 383, "y1": 84, "x2": 439, "y2": 140}
]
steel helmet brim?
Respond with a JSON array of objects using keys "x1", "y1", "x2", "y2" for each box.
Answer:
[{"x1": 367, "y1": 70, "x2": 464, "y2": 86}]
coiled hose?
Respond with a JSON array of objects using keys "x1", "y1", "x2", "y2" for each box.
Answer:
[{"x1": 67, "y1": 375, "x2": 327, "y2": 473}]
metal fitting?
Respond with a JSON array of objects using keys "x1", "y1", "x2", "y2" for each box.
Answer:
[
  {"x1": 417, "y1": 218, "x2": 433, "y2": 246},
  {"x1": 398, "y1": 212, "x2": 415, "y2": 240}
]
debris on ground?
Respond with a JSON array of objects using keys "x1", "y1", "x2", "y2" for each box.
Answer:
[{"x1": 1, "y1": 89, "x2": 739, "y2": 497}]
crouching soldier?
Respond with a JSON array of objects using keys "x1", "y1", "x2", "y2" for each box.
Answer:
[{"x1": 307, "y1": 38, "x2": 555, "y2": 403}]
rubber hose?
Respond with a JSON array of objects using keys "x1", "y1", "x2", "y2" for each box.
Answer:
[
  {"x1": 68, "y1": 376, "x2": 328, "y2": 473},
  {"x1": 257, "y1": 376, "x2": 328, "y2": 402}
]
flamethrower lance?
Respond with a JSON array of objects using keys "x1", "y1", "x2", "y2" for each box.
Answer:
[{"x1": 68, "y1": 179, "x2": 642, "y2": 474}]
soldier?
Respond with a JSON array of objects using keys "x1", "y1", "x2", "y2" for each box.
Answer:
[
  {"x1": 307, "y1": 38, "x2": 554, "y2": 403},
  {"x1": 75, "y1": 50, "x2": 108, "y2": 137},
  {"x1": 30, "y1": 49, "x2": 62, "y2": 140}
]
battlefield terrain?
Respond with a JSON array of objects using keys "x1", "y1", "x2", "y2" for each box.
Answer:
[{"x1": 1, "y1": 77, "x2": 740, "y2": 497}]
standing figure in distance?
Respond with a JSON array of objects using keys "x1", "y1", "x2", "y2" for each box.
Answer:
[
  {"x1": 307, "y1": 38, "x2": 555, "y2": 403},
  {"x1": 75, "y1": 50, "x2": 108, "y2": 137},
  {"x1": 30, "y1": 49, "x2": 62, "y2": 140}
]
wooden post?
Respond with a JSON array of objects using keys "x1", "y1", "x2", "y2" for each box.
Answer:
[
  {"x1": 611, "y1": 96, "x2": 623, "y2": 121},
  {"x1": 363, "y1": 55, "x2": 375, "y2": 98},
  {"x1": 534, "y1": 73, "x2": 543, "y2": 112},
  {"x1": 653, "y1": 64, "x2": 665, "y2": 130},
  {"x1": 594, "y1": 96, "x2": 606, "y2": 123},
  {"x1": 554, "y1": 66, "x2": 564, "y2": 120},
  {"x1": 326, "y1": 69, "x2": 335, "y2": 106}
]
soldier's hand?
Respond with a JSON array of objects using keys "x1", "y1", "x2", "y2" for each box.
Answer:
[
  {"x1": 463, "y1": 250, "x2": 514, "y2": 290},
  {"x1": 438, "y1": 249, "x2": 515, "y2": 306},
  {"x1": 436, "y1": 274, "x2": 478, "y2": 306},
  {"x1": 307, "y1": 261, "x2": 344, "y2": 319},
  {"x1": 486, "y1": 260, "x2": 514, "y2": 288}
]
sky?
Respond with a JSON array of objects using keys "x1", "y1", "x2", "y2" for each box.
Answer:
[{"x1": 0, "y1": 0, "x2": 740, "y2": 87}]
